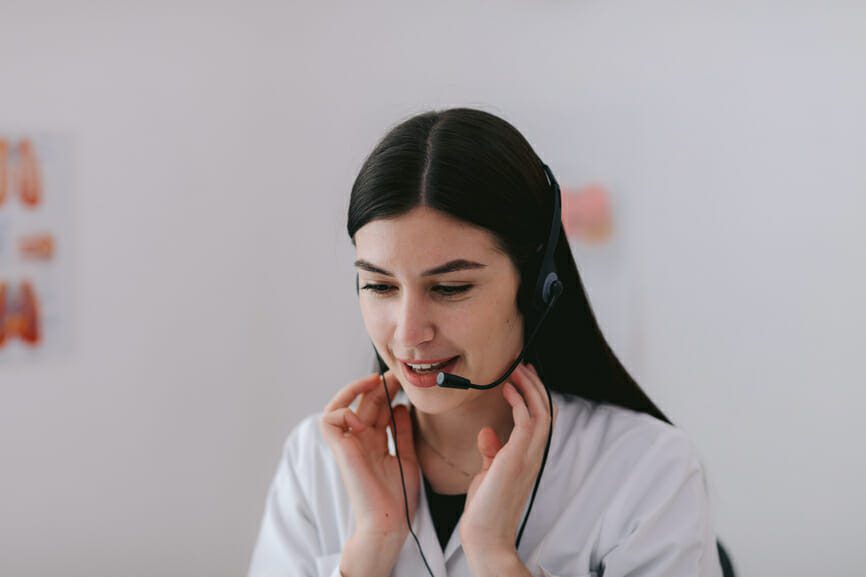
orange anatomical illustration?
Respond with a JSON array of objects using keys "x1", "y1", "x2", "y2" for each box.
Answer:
[
  {"x1": 0, "y1": 282, "x2": 6, "y2": 347},
  {"x1": 18, "y1": 233, "x2": 56, "y2": 261},
  {"x1": 0, "y1": 280, "x2": 42, "y2": 347},
  {"x1": 0, "y1": 138, "x2": 8, "y2": 206},
  {"x1": 17, "y1": 138, "x2": 43, "y2": 208},
  {"x1": 0, "y1": 134, "x2": 69, "y2": 357}
]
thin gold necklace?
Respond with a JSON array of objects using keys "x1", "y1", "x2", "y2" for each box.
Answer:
[
  {"x1": 418, "y1": 434, "x2": 473, "y2": 478},
  {"x1": 411, "y1": 409, "x2": 474, "y2": 478}
]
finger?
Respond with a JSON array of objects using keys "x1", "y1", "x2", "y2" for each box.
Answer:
[
  {"x1": 526, "y1": 363, "x2": 547, "y2": 408},
  {"x1": 527, "y1": 364, "x2": 556, "y2": 425},
  {"x1": 322, "y1": 407, "x2": 367, "y2": 437},
  {"x1": 526, "y1": 364, "x2": 556, "y2": 426},
  {"x1": 324, "y1": 373, "x2": 382, "y2": 413},
  {"x1": 513, "y1": 363, "x2": 549, "y2": 421},
  {"x1": 502, "y1": 381, "x2": 533, "y2": 447},
  {"x1": 357, "y1": 370, "x2": 401, "y2": 426},
  {"x1": 476, "y1": 426, "x2": 503, "y2": 471},
  {"x1": 515, "y1": 364, "x2": 554, "y2": 448},
  {"x1": 372, "y1": 372, "x2": 404, "y2": 428}
]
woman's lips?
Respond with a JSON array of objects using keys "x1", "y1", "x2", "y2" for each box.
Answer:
[{"x1": 400, "y1": 356, "x2": 460, "y2": 388}]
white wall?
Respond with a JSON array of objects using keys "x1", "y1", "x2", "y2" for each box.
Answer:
[{"x1": 1, "y1": 1, "x2": 864, "y2": 575}]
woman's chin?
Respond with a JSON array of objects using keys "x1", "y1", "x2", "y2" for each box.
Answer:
[{"x1": 400, "y1": 384, "x2": 486, "y2": 416}]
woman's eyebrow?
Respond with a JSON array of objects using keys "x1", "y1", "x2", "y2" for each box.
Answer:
[
  {"x1": 422, "y1": 259, "x2": 487, "y2": 276},
  {"x1": 353, "y1": 259, "x2": 487, "y2": 277}
]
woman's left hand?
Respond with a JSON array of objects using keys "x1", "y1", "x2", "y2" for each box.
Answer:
[{"x1": 459, "y1": 362, "x2": 557, "y2": 565}]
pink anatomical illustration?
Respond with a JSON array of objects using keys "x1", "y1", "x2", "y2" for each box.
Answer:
[{"x1": 561, "y1": 183, "x2": 612, "y2": 244}]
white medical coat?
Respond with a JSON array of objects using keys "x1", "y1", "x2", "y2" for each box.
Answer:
[{"x1": 247, "y1": 391, "x2": 723, "y2": 577}]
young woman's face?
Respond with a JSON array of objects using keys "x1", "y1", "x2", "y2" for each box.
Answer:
[{"x1": 354, "y1": 206, "x2": 524, "y2": 415}]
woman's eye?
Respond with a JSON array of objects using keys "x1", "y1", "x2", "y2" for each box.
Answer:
[
  {"x1": 360, "y1": 283, "x2": 472, "y2": 297},
  {"x1": 433, "y1": 284, "x2": 472, "y2": 296},
  {"x1": 361, "y1": 283, "x2": 395, "y2": 295}
]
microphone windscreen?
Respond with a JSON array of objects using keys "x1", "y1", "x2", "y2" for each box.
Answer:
[{"x1": 436, "y1": 372, "x2": 471, "y2": 389}]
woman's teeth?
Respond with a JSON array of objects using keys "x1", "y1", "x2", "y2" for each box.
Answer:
[{"x1": 407, "y1": 359, "x2": 453, "y2": 373}]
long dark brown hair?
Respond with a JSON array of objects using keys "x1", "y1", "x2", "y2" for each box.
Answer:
[{"x1": 347, "y1": 108, "x2": 669, "y2": 424}]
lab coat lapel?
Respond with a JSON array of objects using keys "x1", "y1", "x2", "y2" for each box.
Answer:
[
  {"x1": 391, "y1": 464, "x2": 447, "y2": 577},
  {"x1": 443, "y1": 516, "x2": 463, "y2": 563}
]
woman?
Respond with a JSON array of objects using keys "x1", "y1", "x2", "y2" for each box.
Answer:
[{"x1": 248, "y1": 108, "x2": 724, "y2": 577}]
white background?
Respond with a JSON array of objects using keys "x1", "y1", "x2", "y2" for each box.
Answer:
[{"x1": 1, "y1": 1, "x2": 864, "y2": 575}]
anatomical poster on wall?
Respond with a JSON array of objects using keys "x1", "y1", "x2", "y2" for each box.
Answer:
[{"x1": 0, "y1": 134, "x2": 73, "y2": 363}]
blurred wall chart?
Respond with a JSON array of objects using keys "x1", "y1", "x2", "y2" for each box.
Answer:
[{"x1": 0, "y1": 134, "x2": 72, "y2": 362}]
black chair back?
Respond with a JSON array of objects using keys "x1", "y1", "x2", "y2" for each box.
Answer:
[{"x1": 717, "y1": 540, "x2": 736, "y2": 577}]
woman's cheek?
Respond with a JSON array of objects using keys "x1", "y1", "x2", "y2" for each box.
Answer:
[
  {"x1": 439, "y1": 306, "x2": 472, "y2": 337},
  {"x1": 360, "y1": 300, "x2": 391, "y2": 342}
]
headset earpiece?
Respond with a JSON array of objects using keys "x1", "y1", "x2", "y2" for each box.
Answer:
[
  {"x1": 542, "y1": 272, "x2": 563, "y2": 307},
  {"x1": 531, "y1": 164, "x2": 564, "y2": 317}
]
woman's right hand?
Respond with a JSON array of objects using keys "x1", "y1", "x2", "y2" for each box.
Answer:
[{"x1": 320, "y1": 371, "x2": 418, "y2": 574}]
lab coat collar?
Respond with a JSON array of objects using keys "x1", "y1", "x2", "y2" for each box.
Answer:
[{"x1": 387, "y1": 388, "x2": 564, "y2": 574}]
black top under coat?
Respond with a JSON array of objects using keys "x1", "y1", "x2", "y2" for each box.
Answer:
[{"x1": 422, "y1": 476, "x2": 467, "y2": 551}]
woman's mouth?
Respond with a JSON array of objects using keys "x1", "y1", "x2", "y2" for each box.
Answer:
[{"x1": 400, "y1": 356, "x2": 460, "y2": 388}]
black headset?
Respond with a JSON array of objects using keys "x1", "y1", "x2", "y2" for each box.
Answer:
[{"x1": 355, "y1": 163, "x2": 563, "y2": 574}]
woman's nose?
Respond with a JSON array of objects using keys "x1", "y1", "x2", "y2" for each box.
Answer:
[{"x1": 393, "y1": 292, "x2": 434, "y2": 348}]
